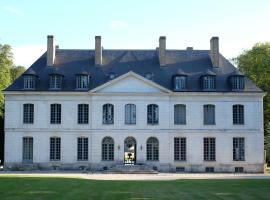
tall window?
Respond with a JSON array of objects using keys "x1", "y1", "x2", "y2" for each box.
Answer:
[
  {"x1": 204, "y1": 137, "x2": 216, "y2": 161},
  {"x1": 50, "y1": 137, "x2": 61, "y2": 161},
  {"x1": 77, "y1": 137, "x2": 88, "y2": 161},
  {"x1": 231, "y1": 76, "x2": 244, "y2": 90},
  {"x1": 203, "y1": 75, "x2": 216, "y2": 90},
  {"x1": 125, "y1": 104, "x2": 136, "y2": 125},
  {"x1": 174, "y1": 76, "x2": 186, "y2": 90},
  {"x1": 23, "y1": 104, "x2": 34, "y2": 124},
  {"x1": 78, "y1": 104, "x2": 89, "y2": 124},
  {"x1": 174, "y1": 137, "x2": 186, "y2": 161},
  {"x1": 22, "y1": 137, "x2": 33, "y2": 163},
  {"x1": 233, "y1": 105, "x2": 244, "y2": 125},
  {"x1": 76, "y1": 75, "x2": 89, "y2": 89},
  {"x1": 102, "y1": 137, "x2": 114, "y2": 161},
  {"x1": 49, "y1": 74, "x2": 62, "y2": 89},
  {"x1": 233, "y1": 138, "x2": 245, "y2": 161},
  {"x1": 50, "y1": 104, "x2": 61, "y2": 124},
  {"x1": 103, "y1": 104, "x2": 114, "y2": 124},
  {"x1": 204, "y1": 104, "x2": 215, "y2": 125},
  {"x1": 147, "y1": 104, "x2": 159, "y2": 125},
  {"x1": 174, "y1": 104, "x2": 186, "y2": 125},
  {"x1": 23, "y1": 75, "x2": 35, "y2": 89},
  {"x1": 146, "y1": 137, "x2": 159, "y2": 161}
]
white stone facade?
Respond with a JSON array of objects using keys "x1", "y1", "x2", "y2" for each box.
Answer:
[{"x1": 4, "y1": 73, "x2": 265, "y2": 172}]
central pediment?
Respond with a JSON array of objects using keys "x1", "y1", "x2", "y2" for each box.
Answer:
[{"x1": 90, "y1": 71, "x2": 170, "y2": 93}]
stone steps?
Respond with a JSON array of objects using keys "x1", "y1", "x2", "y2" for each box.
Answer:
[{"x1": 106, "y1": 164, "x2": 158, "y2": 174}]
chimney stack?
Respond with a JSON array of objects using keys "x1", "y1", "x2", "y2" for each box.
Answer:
[
  {"x1": 159, "y1": 36, "x2": 166, "y2": 66},
  {"x1": 210, "y1": 37, "x2": 219, "y2": 67},
  {"x1": 95, "y1": 36, "x2": 102, "y2": 65},
  {"x1": 47, "y1": 35, "x2": 55, "y2": 66}
]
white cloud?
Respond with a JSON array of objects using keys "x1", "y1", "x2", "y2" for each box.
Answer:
[
  {"x1": 13, "y1": 45, "x2": 46, "y2": 67},
  {"x1": 3, "y1": 5, "x2": 22, "y2": 16},
  {"x1": 110, "y1": 20, "x2": 128, "y2": 30}
]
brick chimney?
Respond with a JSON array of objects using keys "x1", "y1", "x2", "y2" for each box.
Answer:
[
  {"x1": 47, "y1": 35, "x2": 55, "y2": 66},
  {"x1": 210, "y1": 37, "x2": 219, "y2": 67},
  {"x1": 159, "y1": 36, "x2": 166, "y2": 66},
  {"x1": 95, "y1": 36, "x2": 102, "y2": 65}
]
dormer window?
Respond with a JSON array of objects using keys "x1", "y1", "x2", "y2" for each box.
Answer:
[
  {"x1": 203, "y1": 75, "x2": 216, "y2": 90},
  {"x1": 76, "y1": 75, "x2": 89, "y2": 89},
  {"x1": 108, "y1": 72, "x2": 117, "y2": 80},
  {"x1": 174, "y1": 76, "x2": 186, "y2": 91},
  {"x1": 49, "y1": 74, "x2": 62, "y2": 90},
  {"x1": 145, "y1": 73, "x2": 153, "y2": 80},
  {"x1": 23, "y1": 75, "x2": 35, "y2": 90},
  {"x1": 231, "y1": 75, "x2": 244, "y2": 90}
]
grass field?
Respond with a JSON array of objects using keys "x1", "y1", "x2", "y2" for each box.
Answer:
[{"x1": 0, "y1": 176, "x2": 270, "y2": 200}]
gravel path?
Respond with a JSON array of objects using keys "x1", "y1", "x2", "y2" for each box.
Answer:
[{"x1": 1, "y1": 172, "x2": 270, "y2": 180}]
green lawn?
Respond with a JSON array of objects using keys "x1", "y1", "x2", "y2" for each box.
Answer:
[{"x1": 0, "y1": 176, "x2": 270, "y2": 200}]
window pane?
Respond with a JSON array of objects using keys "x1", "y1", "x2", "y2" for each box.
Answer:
[
  {"x1": 233, "y1": 137, "x2": 245, "y2": 161},
  {"x1": 174, "y1": 76, "x2": 186, "y2": 90},
  {"x1": 233, "y1": 105, "x2": 244, "y2": 125},
  {"x1": 103, "y1": 104, "x2": 114, "y2": 124},
  {"x1": 23, "y1": 104, "x2": 34, "y2": 124},
  {"x1": 50, "y1": 104, "x2": 61, "y2": 124},
  {"x1": 78, "y1": 137, "x2": 88, "y2": 161},
  {"x1": 50, "y1": 75, "x2": 62, "y2": 89},
  {"x1": 76, "y1": 75, "x2": 89, "y2": 89},
  {"x1": 146, "y1": 137, "x2": 159, "y2": 161},
  {"x1": 22, "y1": 137, "x2": 33, "y2": 163},
  {"x1": 174, "y1": 104, "x2": 186, "y2": 125},
  {"x1": 78, "y1": 104, "x2": 89, "y2": 124},
  {"x1": 174, "y1": 137, "x2": 186, "y2": 161},
  {"x1": 50, "y1": 137, "x2": 61, "y2": 161},
  {"x1": 24, "y1": 75, "x2": 35, "y2": 89},
  {"x1": 125, "y1": 104, "x2": 136, "y2": 124},
  {"x1": 102, "y1": 137, "x2": 114, "y2": 161},
  {"x1": 204, "y1": 138, "x2": 215, "y2": 161},
  {"x1": 204, "y1": 105, "x2": 215, "y2": 125},
  {"x1": 147, "y1": 104, "x2": 159, "y2": 125},
  {"x1": 203, "y1": 76, "x2": 216, "y2": 90}
]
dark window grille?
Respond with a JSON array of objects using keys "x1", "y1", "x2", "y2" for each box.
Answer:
[
  {"x1": 49, "y1": 75, "x2": 62, "y2": 89},
  {"x1": 233, "y1": 105, "x2": 244, "y2": 125},
  {"x1": 50, "y1": 104, "x2": 61, "y2": 124},
  {"x1": 50, "y1": 137, "x2": 61, "y2": 161},
  {"x1": 146, "y1": 137, "x2": 159, "y2": 161},
  {"x1": 77, "y1": 137, "x2": 88, "y2": 161},
  {"x1": 76, "y1": 75, "x2": 89, "y2": 89},
  {"x1": 22, "y1": 137, "x2": 33, "y2": 163},
  {"x1": 233, "y1": 138, "x2": 245, "y2": 161},
  {"x1": 204, "y1": 137, "x2": 216, "y2": 161},
  {"x1": 231, "y1": 76, "x2": 244, "y2": 90},
  {"x1": 103, "y1": 104, "x2": 114, "y2": 124},
  {"x1": 23, "y1": 75, "x2": 35, "y2": 89},
  {"x1": 147, "y1": 104, "x2": 159, "y2": 125},
  {"x1": 174, "y1": 137, "x2": 186, "y2": 161},
  {"x1": 78, "y1": 104, "x2": 89, "y2": 124},
  {"x1": 102, "y1": 137, "x2": 114, "y2": 161},
  {"x1": 203, "y1": 75, "x2": 216, "y2": 90},
  {"x1": 23, "y1": 104, "x2": 34, "y2": 124}
]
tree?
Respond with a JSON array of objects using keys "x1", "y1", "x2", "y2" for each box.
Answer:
[
  {"x1": 10, "y1": 65, "x2": 26, "y2": 82},
  {"x1": 234, "y1": 43, "x2": 270, "y2": 163},
  {"x1": 0, "y1": 44, "x2": 13, "y2": 117}
]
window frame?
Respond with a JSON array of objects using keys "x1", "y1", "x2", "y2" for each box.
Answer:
[
  {"x1": 147, "y1": 104, "x2": 159, "y2": 125},
  {"x1": 23, "y1": 75, "x2": 35, "y2": 90},
  {"x1": 22, "y1": 137, "x2": 33, "y2": 163},
  {"x1": 174, "y1": 75, "x2": 187, "y2": 91},
  {"x1": 76, "y1": 75, "x2": 89, "y2": 89},
  {"x1": 174, "y1": 137, "x2": 186, "y2": 161},
  {"x1": 78, "y1": 104, "x2": 89, "y2": 124},
  {"x1": 101, "y1": 137, "x2": 114, "y2": 161},
  {"x1": 23, "y1": 103, "x2": 34, "y2": 124},
  {"x1": 203, "y1": 104, "x2": 215, "y2": 125},
  {"x1": 203, "y1": 137, "x2": 216, "y2": 161},
  {"x1": 49, "y1": 74, "x2": 62, "y2": 90},
  {"x1": 233, "y1": 137, "x2": 245, "y2": 161},
  {"x1": 50, "y1": 104, "x2": 61, "y2": 124},
  {"x1": 231, "y1": 75, "x2": 244, "y2": 90},
  {"x1": 233, "y1": 104, "x2": 244, "y2": 125},
  {"x1": 77, "y1": 137, "x2": 88, "y2": 161},
  {"x1": 203, "y1": 75, "x2": 216, "y2": 90},
  {"x1": 146, "y1": 137, "x2": 159, "y2": 161},
  {"x1": 125, "y1": 104, "x2": 136, "y2": 125},
  {"x1": 50, "y1": 137, "x2": 61, "y2": 161},
  {"x1": 103, "y1": 104, "x2": 114, "y2": 125},
  {"x1": 174, "y1": 104, "x2": 186, "y2": 125}
]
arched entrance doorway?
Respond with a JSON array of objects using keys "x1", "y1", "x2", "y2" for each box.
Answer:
[{"x1": 124, "y1": 137, "x2": 136, "y2": 165}]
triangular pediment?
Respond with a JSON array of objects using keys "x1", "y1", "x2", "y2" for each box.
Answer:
[{"x1": 90, "y1": 71, "x2": 170, "y2": 93}]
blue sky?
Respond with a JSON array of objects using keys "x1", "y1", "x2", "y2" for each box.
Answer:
[{"x1": 1, "y1": 0, "x2": 270, "y2": 67}]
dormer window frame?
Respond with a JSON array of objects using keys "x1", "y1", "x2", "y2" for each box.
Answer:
[
  {"x1": 49, "y1": 74, "x2": 63, "y2": 90},
  {"x1": 230, "y1": 75, "x2": 245, "y2": 91},
  {"x1": 23, "y1": 75, "x2": 36, "y2": 90},
  {"x1": 202, "y1": 75, "x2": 216, "y2": 90},
  {"x1": 76, "y1": 74, "x2": 89, "y2": 90},
  {"x1": 173, "y1": 75, "x2": 187, "y2": 91}
]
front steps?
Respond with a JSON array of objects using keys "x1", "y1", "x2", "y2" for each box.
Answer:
[{"x1": 105, "y1": 164, "x2": 158, "y2": 174}]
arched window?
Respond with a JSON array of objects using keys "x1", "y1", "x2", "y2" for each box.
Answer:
[
  {"x1": 103, "y1": 104, "x2": 114, "y2": 124},
  {"x1": 23, "y1": 103, "x2": 34, "y2": 124},
  {"x1": 49, "y1": 74, "x2": 63, "y2": 89},
  {"x1": 174, "y1": 104, "x2": 186, "y2": 125},
  {"x1": 146, "y1": 137, "x2": 159, "y2": 161},
  {"x1": 147, "y1": 104, "x2": 159, "y2": 125},
  {"x1": 174, "y1": 76, "x2": 186, "y2": 90},
  {"x1": 233, "y1": 104, "x2": 244, "y2": 125},
  {"x1": 102, "y1": 137, "x2": 114, "y2": 161},
  {"x1": 125, "y1": 104, "x2": 136, "y2": 125},
  {"x1": 203, "y1": 104, "x2": 215, "y2": 125},
  {"x1": 231, "y1": 76, "x2": 244, "y2": 90},
  {"x1": 202, "y1": 75, "x2": 216, "y2": 90},
  {"x1": 50, "y1": 104, "x2": 61, "y2": 124}
]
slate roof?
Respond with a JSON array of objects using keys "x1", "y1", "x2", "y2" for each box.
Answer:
[{"x1": 5, "y1": 49, "x2": 262, "y2": 92}]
